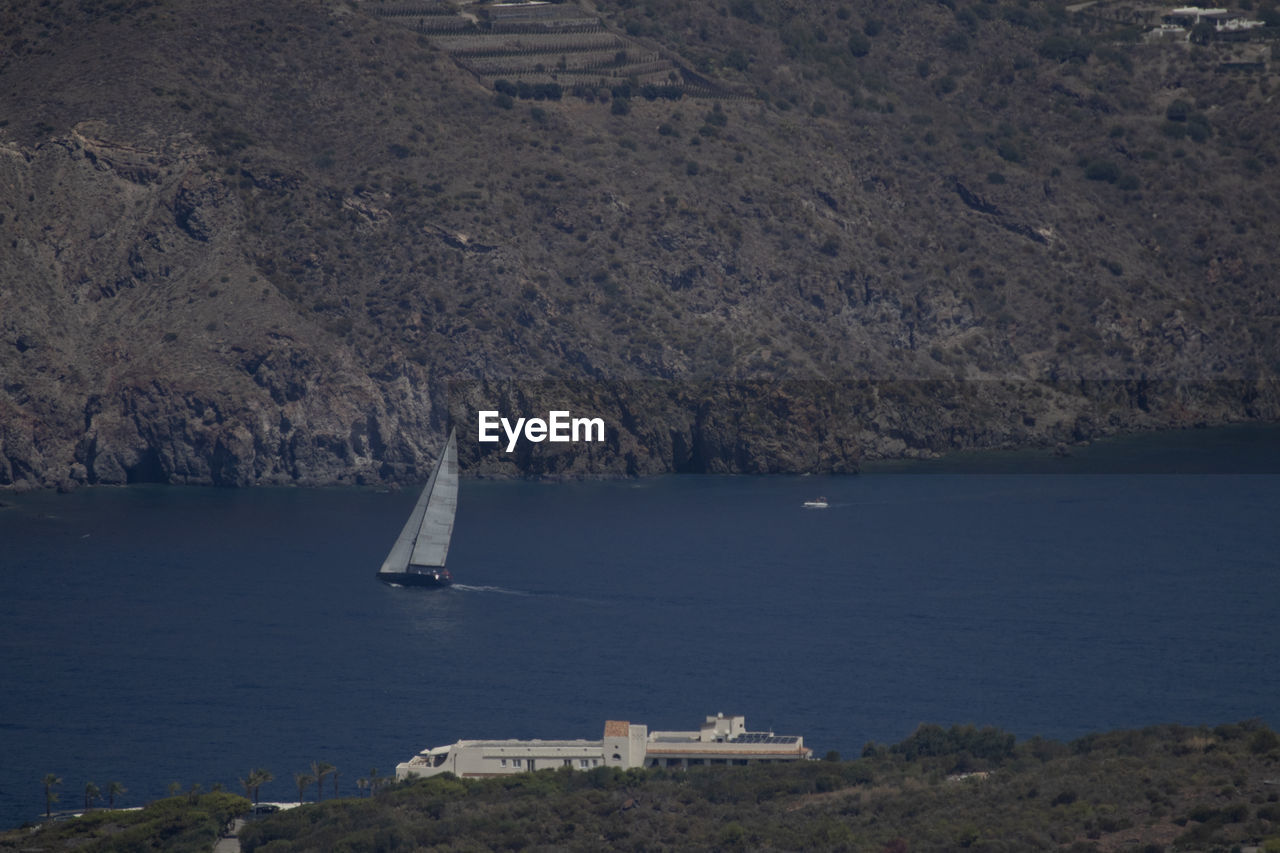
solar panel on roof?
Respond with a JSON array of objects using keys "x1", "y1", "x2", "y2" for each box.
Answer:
[{"x1": 730, "y1": 734, "x2": 799, "y2": 744}]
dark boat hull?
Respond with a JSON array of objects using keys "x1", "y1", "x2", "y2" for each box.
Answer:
[{"x1": 378, "y1": 568, "x2": 452, "y2": 588}]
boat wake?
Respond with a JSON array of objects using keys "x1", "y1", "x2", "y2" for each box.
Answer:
[
  {"x1": 452, "y1": 584, "x2": 605, "y2": 605},
  {"x1": 451, "y1": 583, "x2": 534, "y2": 597}
]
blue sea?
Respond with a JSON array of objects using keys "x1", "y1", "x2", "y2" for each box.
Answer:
[{"x1": 1, "y1": 425, "x2": 1278, "y2": 829}]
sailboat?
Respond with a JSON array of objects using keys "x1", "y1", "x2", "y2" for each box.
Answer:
[{"x1": 377, "y1": 429, "x2": 458, "y2": 588}]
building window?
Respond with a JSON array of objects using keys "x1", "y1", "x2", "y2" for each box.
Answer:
[
  {"x1": 580, "y1": 759, "x2": 591, "y2": 768},
  {"x1": 500, "y1": 759, "x2": 507, "y2": 767},
  {"x1": 564, "y1": 759, "x2": 573, "y2": 767},
  {"x1": 512, "y1": 759, "x2": 522, "y2": 768}
]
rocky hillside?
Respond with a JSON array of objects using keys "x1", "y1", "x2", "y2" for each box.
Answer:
[{"x1": 1, "y1": 0, "x2": 1278, "y2": 488}]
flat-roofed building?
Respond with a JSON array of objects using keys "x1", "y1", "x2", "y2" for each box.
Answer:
[
  {"x1": 1164, "y1": 6, "x2": 1230, "y2": 25},
  {"x1": 643, "y1": 713, "x2": 811, "y2": 769},
  {"x1": 396, "y1": 714, "x2": 810, "y2": 780}
]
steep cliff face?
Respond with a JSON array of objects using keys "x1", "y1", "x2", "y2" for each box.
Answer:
[
  {"x1": 0, "y1": 122, "x2": 437, "y2": 486},
  {"x1": 0, "y1": 0, "x2": 1277, "y2": 488}
]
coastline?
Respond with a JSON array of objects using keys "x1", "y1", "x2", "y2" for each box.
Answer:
[
  {"x1": 860, "y1": 420, "x2": 1280, "y2": 474},
  {"x1": 2, "y1": 421, "x2": 1279, "y2": 496}
]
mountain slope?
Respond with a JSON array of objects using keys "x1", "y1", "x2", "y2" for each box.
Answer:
[{"x1": 1, "y1": 0, "x2": 1277, "y2": 487}]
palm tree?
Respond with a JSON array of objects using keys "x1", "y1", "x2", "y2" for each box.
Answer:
[
  {"x1": 255, "y1": 768, "x2": 274, "y2": 804},
  {"x1": 83, "y1": 782, "x2": 100, "y2": 811},
  {"x1": 311, "y1": 761, "x2": 334, "y2": 802},
  {"x1": 356, "y1": 778, "x2": 369, "y2": 798},
  {"x1": 42, "y1": 774, "x2": 61, "y2": 819},
  {"x1": 293, "y1": 772, "x2": 313, "y2": 804},
  {"x1": 106, "y1": 781, "x2": 126, "y2": 808},
  {"x1": 240, "y1": 768, "x2": 273, "y2": 804},
  {"x1": 331, "y1": 767, "x2": 340, "y2": 799}
]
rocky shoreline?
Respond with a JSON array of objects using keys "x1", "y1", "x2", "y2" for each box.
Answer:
[{"x1": 3, "y1": 378, "x2": 1276, "y2": 491}]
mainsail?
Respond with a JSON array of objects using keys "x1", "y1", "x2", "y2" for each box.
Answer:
[{"x1": 379, "y1": 429, "x2": 458, "y2": 575}]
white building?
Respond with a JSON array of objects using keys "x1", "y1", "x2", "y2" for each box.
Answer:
[
  {"x1": 1165, "y1": 6, "x2": 1230, "y2": 25},
  {"x1": 396, "y1": 713, "x2": 812, "y2": 780}
]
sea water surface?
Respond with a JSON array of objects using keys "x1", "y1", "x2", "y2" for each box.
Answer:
[{"x1": 1, "y1": 426, "x2": 1278, "y2": 828}]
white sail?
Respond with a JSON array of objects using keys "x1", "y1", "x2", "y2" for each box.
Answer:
[{"x1": 379, "y1": 430, "x2": 458, "y2": 574}]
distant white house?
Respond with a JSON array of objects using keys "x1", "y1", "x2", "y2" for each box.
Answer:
[
  {"x1": 1165, "y1": 6, "x2": 1230, "y2": 25},
  {"x1": 396, "y1": 713, "x2": 812, "y2": 780},
  {"x1": 1215, "y1": 16, "x2": 1264, "y2": 31},
  {"x1": 1148, "y1": 6, "x2": 1264, "y2": 40}
]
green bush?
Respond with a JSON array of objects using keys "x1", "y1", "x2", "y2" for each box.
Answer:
[
  {"x1": 892, "y1": 724, "x2": 1016, "y2": 764},
  {"x1": 1003, "y1": 6, "x2": 1044, "y2": 29},
  {"x1": 996, "y1": 140, "x2": 1023, "y2": 163},
  {"x1": 942, "y1": 30, "x2": 970, "y2": 52},
  {"x1": 815, "y1": 773, "x2": 841, "y2": 792},
  {"x1": 1190, "y1": 21, "x2": 1215, "y2": 44},
  {"x1": 728, "y1": 0, "x2": 762, "y2": 23},
  {"x1": 1165, "y1": 99, "x2": 1192, "y2": 121},
  {"x1": 718, "y1": 821, "x2": 748, "y2": 847},
  {"x1": 1251, "y1": 729, "x2": 1280, "y2": 754},
  {"x1": 1038, "y1": 35, "x2": 1092, "y2": 62},
  {"x1": 1084, "y1": 159, "x2": 1120, "y2": 182}
]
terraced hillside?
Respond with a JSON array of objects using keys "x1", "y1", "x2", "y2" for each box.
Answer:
[{"x1": 370, "y1": 0, "x2": 732, "y2": 96}]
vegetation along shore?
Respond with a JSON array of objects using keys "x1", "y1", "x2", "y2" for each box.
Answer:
[{"x1": 4, "y1": 720, "x2": 1279, "y2": 851}]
